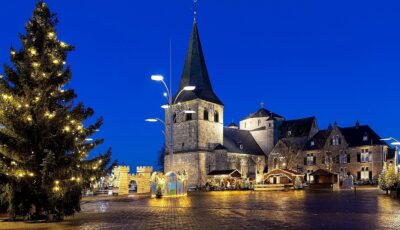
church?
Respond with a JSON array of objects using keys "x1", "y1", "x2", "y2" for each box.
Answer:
[{"x1": 164, "y1": 18, "x2": 390, "y2": 188}]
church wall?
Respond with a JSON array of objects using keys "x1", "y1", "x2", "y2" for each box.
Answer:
[
  {"x1": 197, "y1": 100, "x2": 224, "y2": 150},
  {"x1": 164, "y1": 152, "x2": 200, "y2": 187}
]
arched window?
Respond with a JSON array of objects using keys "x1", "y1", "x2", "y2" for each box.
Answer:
[
  {"x1": 204, "y1": 110, "x2": 209, "y2": 121},
  {"x1": 214, "y1": 111, "x2": 219, "y2": 123}
]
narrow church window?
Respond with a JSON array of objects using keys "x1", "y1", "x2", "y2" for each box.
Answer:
[
  {"x1": 204, "y1": 110, "x2": 209, "y2": 121},
  {"x1": 173, "y1": 113, "x2": 177, "y2": 123},
  {"x1": 288, "y1": 130, "x2": 292, "y2": 136},
  {"x1": 186, "y1": 113, "x2": 192, "y2": 121},
  {"x1": 258, "y1": 119, "x2": 261, "y2": 126},
  {"x1": 214, "y1": 111, "x2": 219, "y2": 123},
  {"x1": 269, "y1": 123, "x2": 272, "y2": 128}
]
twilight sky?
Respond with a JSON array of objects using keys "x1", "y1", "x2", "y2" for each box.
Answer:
[{"x1": 0, "y1": 0, "x2": 399, "y2": 171}]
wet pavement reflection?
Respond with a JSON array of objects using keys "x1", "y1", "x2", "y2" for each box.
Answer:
[{"x1": 1, "y1": 188, "x2": 400, "y2": 230}]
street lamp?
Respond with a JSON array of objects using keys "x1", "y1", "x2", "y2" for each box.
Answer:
[
  {"x1": 381, "y1": 137, "x2": 400, "y2": 173},
  {"x1": 149, "y1": 74, "x2": 195, "y2": 170}
]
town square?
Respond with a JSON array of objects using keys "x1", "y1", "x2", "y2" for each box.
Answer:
[{"x1": 0, "y1": 0, "x2": 400, "y2": 229}]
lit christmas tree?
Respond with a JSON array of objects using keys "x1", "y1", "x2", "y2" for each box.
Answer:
[{"x1": 0, "y1": 1, "x2": 113, "y2": 220}]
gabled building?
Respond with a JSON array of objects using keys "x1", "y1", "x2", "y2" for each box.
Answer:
[{"x1": 300, "y1": 121, "x2": 388, "y2": 183}]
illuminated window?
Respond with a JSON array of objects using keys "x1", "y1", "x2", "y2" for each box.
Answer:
[
  {"x1": 360, "y1": 149, "x2": 370, "y2": 162},
  {"x1": 310, "y1": 141, "x2": 315, "y2": 147},
  {"x1": 288, "y1": 130, "x2": 292, "y2": 136},
  {"x1": 363, "y1": 135, "x2": 368, "y2": 141},
  {"x1": 307, "y1": 154, "x2": 315, "y2": 165},
  {"x1": 332, "y1": 135, "x2": 341, "y2": 146},
  {"x1": 361, "y1": 167, "x2": 369, "y2": 180}
]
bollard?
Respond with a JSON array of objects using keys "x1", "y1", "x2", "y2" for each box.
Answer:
[{"x1": 354, "y1": 186, "x2": 357, "y2": 198}]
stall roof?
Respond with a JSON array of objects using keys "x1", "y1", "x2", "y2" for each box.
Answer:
[{"x1": 207, "y1": 169, "x2": 241, "y2": 178}]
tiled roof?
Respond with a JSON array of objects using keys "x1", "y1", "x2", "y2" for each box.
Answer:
[
  {"x1": 339, "y1": 125, "x2": 385, "y2": 147},
  {"x1": 223, "y1": 127, "x2": 265, "y2": 155},
  {"x1": 207, "y1": 169, "x2": 241, "y2": 177},
  {"x1": 279, "y1": 117, "x2": 316, "y2": 139},
  {"x1": 244, "y1": 108, "x2": 283, "y2": 120},
  {"x1": 303, "y1": 129, "x2": 331, "y2": 150}
]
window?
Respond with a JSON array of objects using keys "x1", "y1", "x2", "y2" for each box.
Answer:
[
  {"x1": 258, "y1": 119, "x2": 261, "y2": 126},
  {"x1": 360, "y1": 149, "x2": 370, "y2": 162},
  {"x1": 310, "y1": 141, "x2": 315, "y2": 147},
  {"x1": 332, "y1": 135, "x2": 341, "y2": 145},
  {"x1": 361, "y1": 167, "x2": 369, "y2": 180},
  {"x1": 269, "y1": 123, "x2": 272, "y2": 128},
  {"x1": 173, "y1": 113, "x2": 177, "y2": 123},
  {"x1": 273, "y1": 158, "x2": 279, "y2": 169},
  {"x1": 363, "y1": 135, "x2": 368, "y2": 141},
  {"x1": 204, "y1": 110, "x2": 209, "y2": 121},
  {"x1": 288, "y1": 130, "x2": 292, "y2": 136},
  {"x1": 186, "y1": 113, "x2": 192, "y2": 121},
  {"x1": 340, "y1": 151, "x2": 349, "y2": 164},
  {"x1": 239, "y1": 144, "x2": 243, "y2": 150},
  {"x1": 214, "y1": 111, "x2": 219, "y2": 123},
  {"x1": 324, "y1": 152, "x2": 332, "y2": 165},
  {"x1": 307, "y1": 154, "x2": 315, "y2": 165},
  {"x1": 307, "y1": 170, "x2": 314, "y2": 182}
]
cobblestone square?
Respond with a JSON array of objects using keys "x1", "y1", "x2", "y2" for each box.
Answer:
[{"x1": 1, "y1": 188, "x2": 400, "y2": 230}]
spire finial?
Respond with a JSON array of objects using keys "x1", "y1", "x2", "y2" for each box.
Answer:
[
  {"x1": 193, "y1": 0, "x2": 198, "y2": 22},
  {"x1": 260, "y1": 101, "x2": 264, "y2": 108}
]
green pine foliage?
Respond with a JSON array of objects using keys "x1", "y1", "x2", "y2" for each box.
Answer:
[{"x1": 0, "y1": 1, "x2": 113, "y2": 220}]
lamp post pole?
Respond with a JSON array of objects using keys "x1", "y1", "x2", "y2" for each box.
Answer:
[{"x1": 147, "y1": 75, "x2": 195, "y2": 172}]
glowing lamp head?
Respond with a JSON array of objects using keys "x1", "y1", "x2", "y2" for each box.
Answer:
[
  {"x1": 145, "y1": 118, "x2": 158, "y2": 122},
  {"x1": 392, "y1": 142, "x2": 400, "y2": 146},
  {"x1": 161, "y1": 104, "x2": 170, "y2": 109},
  {"x1": 183, "y1": 86, "x2": 196, "y2": 91},
  {"x1": 151, "y1": 75, "x2": 164, "y2": 81},
  {"x1": 183, "y1": 110, "x2": 196, "y2": 114}
]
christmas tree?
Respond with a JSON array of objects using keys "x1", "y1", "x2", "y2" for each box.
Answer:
[{"x1": 0, "y1": 1, "x2": 113, "y2": 220}]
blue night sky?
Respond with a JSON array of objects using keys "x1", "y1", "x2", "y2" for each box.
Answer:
[{"x1": 0, "y1": 1, "x2": 399, "y2": 171}]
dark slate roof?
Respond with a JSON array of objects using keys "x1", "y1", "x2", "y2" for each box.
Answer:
[
  {"x1": 227, "y1": 122, "x2": 238, "y2": 127},
  {"x1": 214, "y1": 144, "x2": 227, "y2": 150},
  {"x1": 207, "y1": 169, "x2": 241, "y2": 177},
  {"x1": 303, "y1": 129, "x2": 331, "y2": 150},
  {"x1": 244, "y1": 108, "x2": 283, "y2": 120},
  {"x1": 339, "y1": 125, "x2": 386, "y2": 147},
  {"x1": 174, "y1": 21, "x2": 223, "y2": 105},
  {"x1": 223, "y1": 127, "x2": 264, "y2": 155},
  {"x1": 279, "y1": 117, "x2": 316, "y2": 139},
  {"x1": 311, "y1": 169, "x2": 337, "y2": 176}
]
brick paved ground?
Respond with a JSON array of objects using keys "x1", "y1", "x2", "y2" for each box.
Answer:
[{"x1": 1, "y1": 188, "x2": 400, "y2": 230}]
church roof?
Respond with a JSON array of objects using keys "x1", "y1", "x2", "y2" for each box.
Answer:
[
  {"x1": 244, "y1": 108, "x2": 283, "y2": 120},
  {"x1": 279, "y1": 117, "x2": 316, "y2": 139},
  {"x1": 223, "y1": 127, "x2": 264, "y2": 155},
  {"x1": 174, "y1": 21, "x2": 223, "y2": 105}
]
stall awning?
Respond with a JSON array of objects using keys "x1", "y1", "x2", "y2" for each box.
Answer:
[{"x1": 207, "y1": 169, "x2": 241, "y2": 178}]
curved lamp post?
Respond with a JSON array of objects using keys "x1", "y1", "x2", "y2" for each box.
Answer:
[
  {"x1": 381, "y1": 137, "x2": 400, "y2": 173},
  {"x1": 147, "y1": 74, "x2": 195, "y2": 170}
]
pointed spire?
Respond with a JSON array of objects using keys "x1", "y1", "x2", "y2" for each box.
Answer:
[
  {"x1": 260, "y1": 101, "x2": 264, "y2": 108},
  {"x1": 174, "y1": 19, "x2": 223, "y2": 105},
  {"x1": 193, "y1": 0, "x2": 198, "y2": 22}
]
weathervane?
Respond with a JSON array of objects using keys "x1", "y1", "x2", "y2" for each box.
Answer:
[{"x1": 194, "y1": 0, "x2": 198, "y2": 22}]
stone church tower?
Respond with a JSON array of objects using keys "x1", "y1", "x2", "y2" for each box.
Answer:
[{"x1": 164, "y1": 20, "x2": 224, "y2": 187}]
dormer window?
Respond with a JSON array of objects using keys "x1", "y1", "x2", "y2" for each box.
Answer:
[
  {"x1": 288, "y1": 130, "x2": 292, "y2": 136},
  {"x1": 239, "y1": 144, "x2": 243, "y2": 150},
  {"x1": 310, "y1": 141, "x2": 315, "y2": 147},
  {"x1": 363, "y1": 135, "x2": 368, "y2": 141}
]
